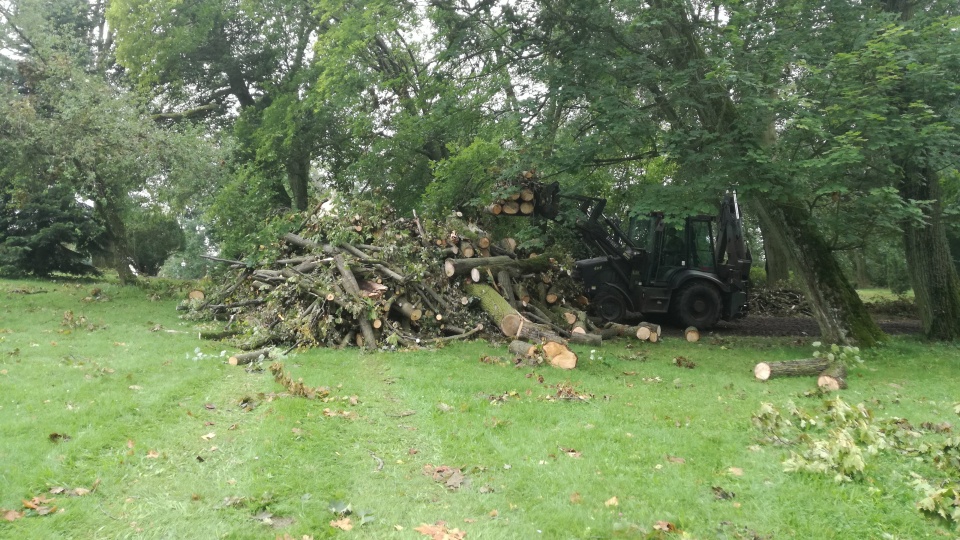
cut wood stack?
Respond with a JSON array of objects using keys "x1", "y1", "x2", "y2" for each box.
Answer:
[{"x1": 186, "y1": 194, "x2": 662, "y2": 362}]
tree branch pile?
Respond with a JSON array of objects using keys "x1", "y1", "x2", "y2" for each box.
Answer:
[{"x1": 184, "y1": 197, "x2": 654, "y2": 359}]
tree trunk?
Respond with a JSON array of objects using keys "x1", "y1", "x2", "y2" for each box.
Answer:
[
  {"x1": 900, "y1": 166, "x2": 960, "y2": 340},
  {"x1": 750, "y1": 196, "x2": 884, "y2": 346},
  {"x1": 94, "y1": 196, "x2": 135, "y2": 284},
  {"x1": 757, "y1": 208, "x2": 791, "y2": 286},
  {"x1": 286, "y1": 150, "x2": 310, "y2": 212}
]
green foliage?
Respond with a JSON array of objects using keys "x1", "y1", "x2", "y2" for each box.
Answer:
[
  {"x1": 125, "y1": 206, "x2": 184, "y2": 276},
  {"x1": 206, "y1": 165, "x2": 297, "y2": 260},
  {"x1": 158, "y1": 219, "x2": 215, "y2": 280},
  {"x1": 811, "y1": 342, "x2": 863, "y2": 368},
  {"x1": 0, "y1": 183, "x2": 102, "y2": 277},
  {"x1": 425, "y1": 138, "x2": 513, "y2": 217}
]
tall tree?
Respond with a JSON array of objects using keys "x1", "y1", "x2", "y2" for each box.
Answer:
[{"x1": 2, "y1": 0, "x2": 224, "y2": 281}]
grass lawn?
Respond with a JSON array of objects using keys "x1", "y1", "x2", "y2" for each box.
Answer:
[
  {"x1": 857, "y1": 288, "x2": 914, "y2": 302},
  {"x1": 1, "y1": 277, "x2": 958, "y2": 539}
]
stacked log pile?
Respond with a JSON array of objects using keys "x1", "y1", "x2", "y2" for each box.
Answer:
[{"x1": 184, "y1": 196, "x2": 661, "y2": 364}]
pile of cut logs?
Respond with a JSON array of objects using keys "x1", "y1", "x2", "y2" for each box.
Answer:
[
  {"x1": 186, "y1": 195, "x2": 666, "y2": 369},
  {"x1": 753, "y1": 358, "x2": 847, "y2": 391}
]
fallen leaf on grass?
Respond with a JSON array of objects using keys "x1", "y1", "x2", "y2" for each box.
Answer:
[
  {"x1": 569, "y1": 492, "x2": 582, "y2": 504},
  {"x1": 2, "y1": 509, "x2": 23, "y2": 522},
  {"x1": 128, "y1": 385, "x2": 141, "y2": 390},
  {"x1": 653, "y1": 520, "x2": 677, "y2": 532},
  {"x1": 146, "y1": 450, "x2": 160, "y2": 459},
  {"x1": 330, "y1": 517, "x2": 353, "y2": 530},
  {"x1": 201, "y1": 432, "x2": 216, "y2": 440},
  {"x1": 423, "y1": 465, "x2": 469, "y2": 490},
  {"x1": 666, "y1": 456, "x2": 685, "y2": 464},
  {"x1": 604, "y1": 496, "x2": 619, "y2": 507},
  {"x1": 127, "y1": 440, "x2": 135, "y2": 449},
  {"x1": 728, "y1": 467, "x2": 744, "y2": 476},
  {"x1": 204, "y1": 403, "x2": 216, "y2": 410},
  {"x1": 414, "y1": 521, "x2": 466, "y2": 540}
]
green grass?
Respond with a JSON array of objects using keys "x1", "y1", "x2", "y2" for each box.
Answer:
[
  {"x1": 857, "y1": 288, "x2": 914, "y2": 302},
  {"x1": 1, "y1": 277, "x2": 958, "y2": 539}
]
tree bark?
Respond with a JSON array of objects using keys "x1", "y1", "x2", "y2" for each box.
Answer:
[
  {"x1": 754, "y1": 358, "x2": 831, "y2": 381},
  {"x1": 750, "y1": 196, "x2": 884, "y2": 346},
  {"x1": 899, "y1": 165, "x2": 960, "y2": 340},
  {"x1": 444, "y1": 255, "x2": 553, "y2": 278},
  {"x1": 756, "y1": 208, "x2": 791, "y2": 285}
]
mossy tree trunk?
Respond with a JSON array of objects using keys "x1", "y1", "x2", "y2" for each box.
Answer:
[
  {"x1": 900, "y1": 166, "x2": 960, "y2": 340},
  {"x1": 752, "y1": 195, "x2": 885, "y2": 346}
]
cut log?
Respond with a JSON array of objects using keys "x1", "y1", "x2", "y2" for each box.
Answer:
[
  {"x1": 542, "y1": 341, "x2": 577, "y2": 369},
  {"x1": 647, "y1": 332, "x2": 659, "y2": 343},
  {"x1": 460, "y1": 241, "x2": 475, "y2": 258},
  {"x1": 754, "y1": 358, "x2": 832, "y2": 381},
  {"x1": 509, "y1": 340, "x2": 537, "y2": 358},
  {"x1": 817, "y1": 363, "x2": 848, "y2": 391},
  {"x1": 444, "y1": 255, "x2": 553, "y2": 278},
  {"x1": 477, "y1": 236, "x2": 491, "y2": 249},
  {"x1": 465, "y1": 283, "x2": 520, "y2": 334},
  {"x1": 567, "y1": 332, "x2": 602, "y2": 346},
  {"x1": 636, "y1": 326, "x2": 651, "y2": 341},
  {"x1": 545, "y1": 286, "x2": 560, "y2": 305},
  {"x1": 229, "y1": 347, "x2": 271, "y2": 366},
  {"x1": 684, "y1": 326, "x2": 700, "y2": 342},
  {"x1": 486, "y1": 203, "x2": 503, "y2": 215},
  {"x1": 391, "y1": 298, "x2": 422, "y2": 321},
  {"x1": 519, "y1": 201, "x2": 535, "y2": 215},
  {"x1": 520, "y1": 187, "x2": 536, "y2": 202},
  {"x1": 639, "y1": 322, "x2": 661, "y2": 337},
  {"x1": 188, "y1": 290, "x2": 205, "y2": 301},
  {"x1": 502, "y1": 200, "x2": 520, "y2": 215}
]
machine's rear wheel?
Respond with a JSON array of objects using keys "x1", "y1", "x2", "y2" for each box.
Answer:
[
  {"x1": 671, "y1": 281, "x2": 721, "y2": 329},
  {"x1": 592, "y1": 286, "x2": 629, "y2": 323}
]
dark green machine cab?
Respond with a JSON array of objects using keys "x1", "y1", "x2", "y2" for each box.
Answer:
[{"x1": 564, "y1": 191, "x2": 751, "y2": 329}]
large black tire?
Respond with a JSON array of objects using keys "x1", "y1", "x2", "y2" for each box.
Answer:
[
  {"x1": 592, "y1": 286, "x2": 629, "y2": 323},
  {"x1": 671, "y1": 281, "x2": 721, "y2": 329}
]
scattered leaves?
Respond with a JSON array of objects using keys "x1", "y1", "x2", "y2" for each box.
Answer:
[
  {"x1": 201, "y1": 432, "x2": 216, "y2": 441},
  {"x1": 672, "y1": 356, "x2": 696, "y2": 369},
  {"x1": 569, "y1": 492, "x2": 582, "y2": 504},
  {"x1": 269, "y1": 362, "x2": 330, "y2": 399},
  {"x1": 414, "y1": 521, "x2": 466, "y2": 540},
  {"x1": 653, "y1": 520, "x2": 677, "y2": 532},
  {"x1": 2, "y1": 509, "x2": 23, "y2": 522},
  {"x1": 330, "y1": 517, "x2": 353, "y2": 531},
  {"x1": 423, "y1": 465, "x2": 470, "y2": 490},
  {"x1": 48, "y1": 432, "x2": 71, "y2": 443},
  {"x1": 560, "y1": 447, "x2": 582, "y2": 458},
  {"x1": 604, "y1": 496, "x2": 619, "y2": 507},
  {"x1": 666, "y1": 455, "x2": 686, "y2": 464},
  {"x1": 728, "y1": 467, "x2": 744, "y2": 477},
  {"x1": 712, "y1": 486, "x2": 736, "y2": 500},
  {"x1": 546, "y1": 382, "x2": 592, "y2": 402}
]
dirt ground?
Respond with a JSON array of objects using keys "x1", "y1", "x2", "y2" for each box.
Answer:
[{"x1": 702, "y1": 315, "x2": 921, "y2": 338}]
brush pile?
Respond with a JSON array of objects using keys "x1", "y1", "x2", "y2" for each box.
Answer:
[{"x1": 183, "y1": 195, "x2": 644, "y2": 364}]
